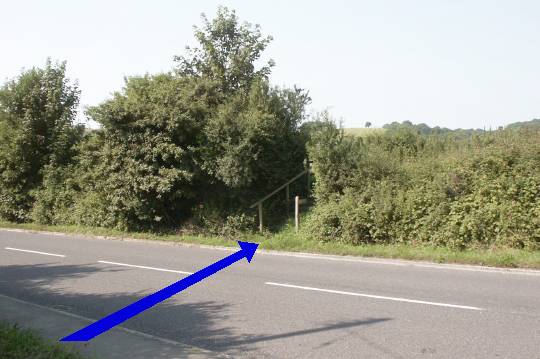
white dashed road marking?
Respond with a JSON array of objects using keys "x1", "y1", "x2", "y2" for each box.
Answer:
[
  {"x1": 5, "y1": 247, "x2": 66, "y2": 258},
  {"x1": 98, "y1": 260, "x2": 193, "y2": 275},
  {"x1": 266, "y1": 282, "x2": 484, "y2": 311}
]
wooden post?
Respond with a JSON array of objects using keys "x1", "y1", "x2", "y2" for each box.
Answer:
[
  {"x1": 286, "y1": 184, "x2": 290, "y2": 217},
  {"x1": 307, "y1": 168, "x2": 311, "y2": 198},
  {"x1": 258, "y1": 203, "x2": 263, "y2": 233},
  {"x1": 295, "y1": 195, "x2": 300, "y2": 233}
]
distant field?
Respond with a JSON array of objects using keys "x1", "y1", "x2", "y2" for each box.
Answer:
[{"x1": 344, "y1": 128, "x2": 386, "y2": 137}]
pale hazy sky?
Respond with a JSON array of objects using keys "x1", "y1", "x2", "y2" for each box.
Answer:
[{"x1": 1, "y1": 0, "x2": 539, "y2": 129}]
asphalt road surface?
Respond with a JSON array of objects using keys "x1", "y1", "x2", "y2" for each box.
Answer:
[{"x1": 1, "y1": 229, "x2": 539, "y2": 358}]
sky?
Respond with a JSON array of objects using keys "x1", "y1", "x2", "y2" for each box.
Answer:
[{"x1": 1, "y1": 0, "x2": 539, "y2": 129}]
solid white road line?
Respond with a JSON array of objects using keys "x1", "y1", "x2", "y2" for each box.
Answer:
[
  {"x1": 266, "y1": 282, "x2": 484, "y2": 311},
  {"x1": 98, "y1": 260, "x2": 193, "y2": 275},
  {"x1": 5, "y1": 247, "x2": 66, "y2": 258}
]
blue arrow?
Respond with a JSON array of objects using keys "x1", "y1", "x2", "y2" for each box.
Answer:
[{"x1": 60, "y1": 241, "x2": 259, "y2": 342}]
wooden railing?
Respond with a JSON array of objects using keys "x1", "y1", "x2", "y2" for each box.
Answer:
[{"x1": 250, "y1": 166, "x2": 311, "y2": 232}]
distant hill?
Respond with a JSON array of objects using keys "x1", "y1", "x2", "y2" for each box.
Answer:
[
  {"x1": 505, "y1": 118, "x2": 540, "y2": 130},
  {"x1": 382, "y1": 121, "x2": 485, "y2": 135},
  {"x1": 342, "y1": 119, "x2": 539, "y2": 138}
]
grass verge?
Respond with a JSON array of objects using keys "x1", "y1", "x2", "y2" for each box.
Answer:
[
  {"x1": 343, "y1": 127, "x2": 386, "y2": 137},
  {"x1": 1, "y1": 220, "x2": 539, "y2": 269},
  {"x1": 0, "y1": 321, "x2": 85, "y2": 359}
]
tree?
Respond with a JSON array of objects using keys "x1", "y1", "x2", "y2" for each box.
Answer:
[
  {"x1": 201, "y1": 80, "x2": 310, "y2": 197},
  {"x1": 85, "y1": 74, "x2": 201, "y2": 230},
  {"x1": 175, "y1": 7, "x2": 310, "y2": 222},
  {"x1": 0, "y1": 60, "x2": 82, "y2": 221},
  {"x1": 365, "y1": 121, "x2": 372, "y2": 128},
  {"x1": 82, "y1": 7, "x2": 311, "y2": 230},
  {"x1": 174, "y1": 6, "x2": 274, "y2": 94}
]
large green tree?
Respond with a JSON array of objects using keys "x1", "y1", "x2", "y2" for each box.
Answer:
[
  {"x1": 82, "y1": 7, "x2": 310, "y2": 230},
  {"x1": 177, "y1": 7, "x2": 310, "y2": 213},
  {"x1": 175, "y1": 6, "x2": 274, "y2": 94},
  {"x1": 0, "y1": 60, "x2": 82, "y2": 221}
]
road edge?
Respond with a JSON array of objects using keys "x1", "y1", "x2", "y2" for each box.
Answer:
[
  {"x1": 0, "y1": 293, "x2": 228, "y2": 359},
  {"x1": 2, "y1": 227, "x2": 539, "y2": 276}
]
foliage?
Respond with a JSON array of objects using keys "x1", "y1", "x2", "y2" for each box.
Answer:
[
  {"x1": 306, "y1": 112, "x2": 364, "y2": 202},
  {"x1": 0, "y1": 60, "x2": 82, "y2": 222},
  {"x1": 19, "y1": 7, "x2": 310, "y2": 231},
  {"x1": 193, "y1": 208, "x2": 255, "y2": 238},
  {"x1": 1, "y1": 9, "x2": 537, "y2": 252},
  {"x1": 30, "y1": 164, "x2": 80, "y2": 225},
  {"x1": 307, "y1": 119, "x2": 540, "y2": 250},
  {"x1": 175, "y1": 6, "x2": 274, "y2": 94},
  {"x1": 0, "y1": 321, "x2": 85, "y2": 359},
  {"x1": 82, "y1": 74, "x2": 201, "y2": 230}
]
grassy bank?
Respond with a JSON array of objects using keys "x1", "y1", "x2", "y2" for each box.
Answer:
[
  {"x1": 1, "y1": 221, "x2": 539, "y2": 269},
  {"x1": 0, "y1": 321, "x2": 85, "y2": 359}
]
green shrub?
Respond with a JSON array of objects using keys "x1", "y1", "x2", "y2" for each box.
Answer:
[
  {"x1": 192, "y1": 203, "x2": 255, "y2": 238},
  {"x1": 0, "y1": 60, "x2": 81, "y2": 222},
  {"x1": 221, "y1": 213, "x2": 256, "y2": 238},
  {"x1": 0, "y1": 321, "x2": 85, "y2": 359},
  {"x1": 307, "y1": 121, "x2": 540, "y2": 250},
  {"x1": 31, "y1": 165, "x2": 79, "y2": 225}
]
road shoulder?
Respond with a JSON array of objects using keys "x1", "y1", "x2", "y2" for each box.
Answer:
[
  {"x1": 0, "y1": 294, "x2": 225, "y2": 359},
  {"x1": 1, "y1": 227, "x2": 539, "y2": 276}
]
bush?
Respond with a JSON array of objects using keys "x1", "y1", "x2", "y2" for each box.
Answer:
[
  {"x1": 192, "y1": 203, "x2": 255, "y2": 238},
  {"x1": 30, "y1": 165, "x2": 79, "y2": 225},
  {"x1": 306, "y1": 121, "x2": 540, "y2": 250},
  {"x1": 0, "y1": 60, "x2": 81, "y2": 222},
  {"x1": 0, "y1": 321, "x2": 85, "y2": 359}
]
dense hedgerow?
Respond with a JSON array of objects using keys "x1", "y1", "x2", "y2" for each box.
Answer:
[
  {"x1": 1, "y1": 8, "x2": 309, "y2": 231},
  {"x1": 305, "y1": 120, "x2": 540, "y2": 250},
  {"x1": 1, "y1": 9, "x2": 538, "y2": 249}
]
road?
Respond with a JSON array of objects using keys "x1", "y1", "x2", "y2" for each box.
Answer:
[{"x1": 1, "y1": 229, "x2": 539, "y2": 358}]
